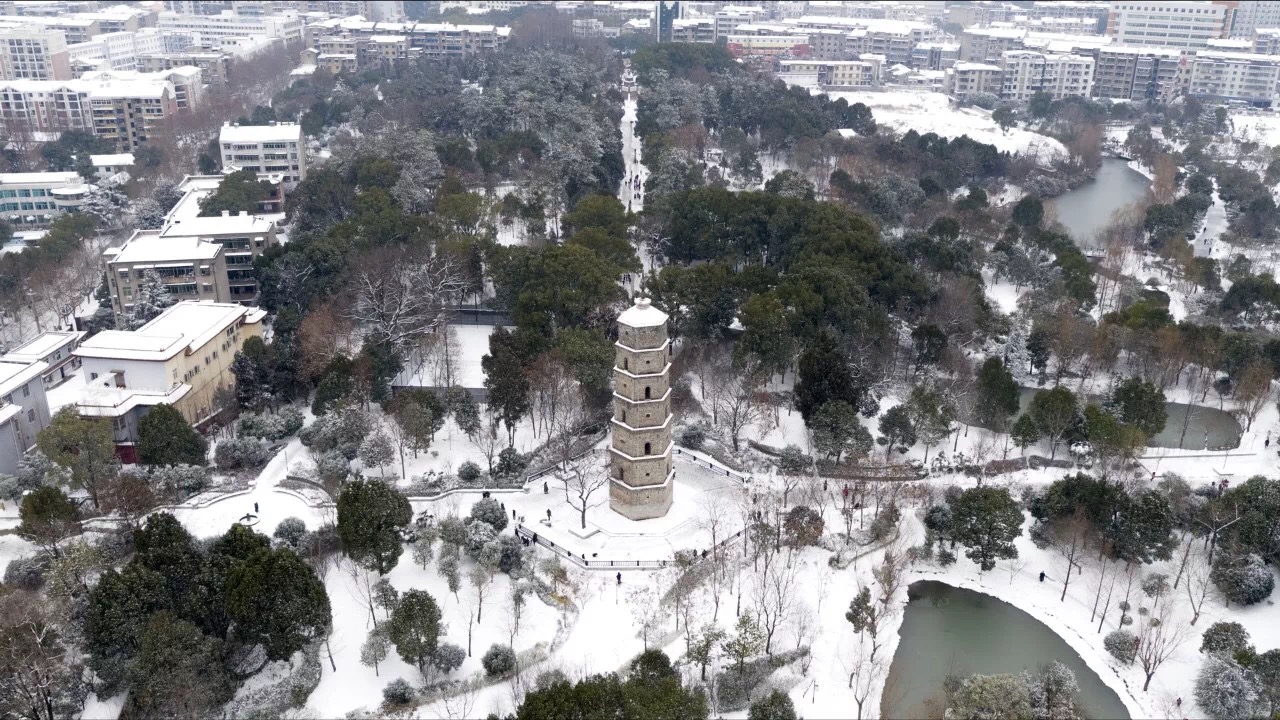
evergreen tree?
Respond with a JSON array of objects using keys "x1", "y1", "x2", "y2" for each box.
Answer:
[
  {"x1": 877, "y1": 405, "x2": 916, "y2": 459},
  {"x1": 809, "y1": 400, "x2": 862, "y2": 461},
  {"x1": 37, "y1": 408, "x2": 118, "y2": 509},
  {"x1": 137, "y1": 404, "x2": 208, "y2": 466},
  {"x1": 794, "y1": 330, "x2": 860, "y2": 421},
  {"x1": 122, "y1": 270, "x2": 176, "y2": 330},
  {"x1": 231, "y1": 336, "x2": 276, "y2": 412},
  {"x1": 1028, "y1": 386, "x2": 1077, "y2": 460},
  {"x1": 975, "y1": 358, "x2": 1020, "y2": 430},
  {"x1": 482, "y1": 327, "x2": 533, "y2": 446},
  {"x1": 1106, "y1": 377, "x2": 1168, "y2": 438},
  {"x1": 127, "y1": 612, "x2": 233, "y2": 718},
  {"x1": 950, "y1": 487, "x2": 1024, "y2": 571},
  {"x1": 1106, "y1": 489, "x2": 1176, "y2": 565},
  {"x1": 722, "y1": 614, "x2": 765, "y2": 674},
  {"x1": 749, "y1": 690, "x2": 798, "y2": 720},
  {"x1": 226, "y1": 547, "x2": 332, "y2": 660},
  {"x1": 358, "y1": 431, "x2": 396, "y2": 478},
  {"x1": 1200, "y1": 622, "x2": 1251, "y2": 657},
  {"x1": 386, "y1": 589, "x2": 442, "y2": 673},
  {"x1": 1195, "y1": 655, "x2": 1262, "y2": 720},
  {"x1": 337, "y1": 479, "x2": 412, "y2": 574},
  {"x1": 1011, "y1": 414, "x2": 1041, "y2": 455},
  {"x1": 84, "y1": 564, "x2": 174, "y2": 692},
  {"x1": 1211, "y1": 553, "x2": 1275, "y2": 606},
  {"x1": 17, "y1": 486, "x2": 79, "y2": 557},
  {"x1": 512, "y1": 651, "x2": 708, "y2": 720}
]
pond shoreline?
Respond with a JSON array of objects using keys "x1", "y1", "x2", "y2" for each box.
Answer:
[{"x1": 874, "y1": 527, "x2": 1147, "y2": 720}]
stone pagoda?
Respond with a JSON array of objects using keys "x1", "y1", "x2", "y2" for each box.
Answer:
[{"x1": 608, "y1": 297, "x2": 674, "y2": 520}]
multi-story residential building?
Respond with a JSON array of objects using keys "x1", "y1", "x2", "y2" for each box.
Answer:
[
  {"x1": 777, "y1": 56, "x2": 882, "y2": 88},
  {"x1": 157, "y1": 10, "x2": 304, "y2": 43},
  {"x1": 911, "y1": 41, "x2": 960, "y2": 70},
  {"x1": 1186, "y1": 49, "x2": 1280, "y2": 106},
  {"x1": 303, "y1": 17, "x2": 510, "y2": 59},
  {"x1": 670, "y1": 18, "x2": 714, "y2": 43},
  {"x1": 0, "y1": 353, "x2": 50, "y2": 475},
  {"x1": 1107, "y1": 1, "x2": 1233, "y2": 50},
  {"x1": 948, "y1": 61, "x2": 1003, "y2": 99},
  {"x1": 1, "y1": 330, "x2": 84, "y2": 389},
  {"x1": 1254, "y1": 27, "x2": 1280, "y2": 55},
  {"x1": 85, "y1": 77, "x2": 179, "y2": 151},
  {"x1": 66, "y1": 28, "x2": 167, "y2": 73},
  {"x1": 725, "y1": 34, "x2": 809, "y2": 59},
  {"x1": 714, "y1": 6, "x2": 765, "y2": 41},
  {"x1": 960, "y1": 26, "x2": 1028, "y2": 63},
  {"x1": 90, "y1": 152, "x2": 134, "y2": 182},
  {"x1": 0, "y1": 171, "x2": 86, "y2": 226},
  {"x1": 218, "y1": 121, "x2": 305, "y2": 186},
  {"x1": 105, "y1": 211, "x2": 278, "y2": 314},
  {"x1": 74, "y1": 301, "x2": 266, "y2": 450},
  {"x1": 1091, "y1": 44, "x2": 1183, "y2": 101},
  {"x1": 0, "y1": 26, "x2": 71, "y2": 80},
  {"x1": 1000, "y1": 49, "x2": 1095, "y2": 102},
  {"x1": 1228, "y1": 0, "x2": 1280, "y2": 38},
  {"x1": 136, "y1": 49, "x2": 229, "y2": 86},
  {"x1": 785, "y1": 16, "x2": 938, "y2": 65}
]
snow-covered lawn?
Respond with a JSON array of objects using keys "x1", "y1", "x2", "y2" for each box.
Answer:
[
  {"x1": 1230, "y1": 111, "x2": 1280, "y2": 148},
  {"x1": 819, "y1": 89, "x2": 1068, "y2": 162}
]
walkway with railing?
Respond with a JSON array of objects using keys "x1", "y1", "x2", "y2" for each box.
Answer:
[{"x1": 513, "y1": 522, "x2": 745, "y2": 571}]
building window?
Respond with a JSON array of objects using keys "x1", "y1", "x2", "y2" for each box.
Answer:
[
  {"x1": 645, "y1": 386, "x2": 651, "y2": 399},
  {"x1": 644, "y1": 442, "x2": 652, "y2": 455},
  {"x1": 21, "y1": 385, "x2": 28, "y2": 398},
  {"x1": 27, "y1": 409, "x2": 34, "y2": 422}
]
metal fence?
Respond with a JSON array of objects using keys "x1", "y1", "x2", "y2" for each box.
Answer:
[{"x1": 672, "y1": 446, "x2": 753, "y2": 484}]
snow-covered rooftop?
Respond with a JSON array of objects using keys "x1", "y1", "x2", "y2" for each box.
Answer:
[
  {"x1": 1, "y1": 331, "x2": 81, "y2": 364},
  {"x1": 0, "y1": 358, "x2": 48, "y2": 397},
  {"x1": 0, "y1": 171, "x2": 81, "y2": 186},
  {"x1": 219, "y1": 122, "x2": 303, "y2": 144},
  {"x1": 90, "y1": 153, "x2": 134, "y2": 167},
  {"x1": 76, "y1": 302, "x2": 257, "y2": 362},
  {"x1": 617, "y1": 298, "x2": 667, "y2": 328},
  {"x1": 163, "y1": 212, "x2": 274, "y2": 238},
  {"x1": 109, "y1": 232, "x2": 220, "y2": 264}
]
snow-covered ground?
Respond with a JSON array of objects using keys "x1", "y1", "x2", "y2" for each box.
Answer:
[
  {"x1": 819, "y1": 89, "x2": 1068, "y2": 162},
  {"x1": 1230, "y1": 111, "x2": 1280, "y2": 148}
]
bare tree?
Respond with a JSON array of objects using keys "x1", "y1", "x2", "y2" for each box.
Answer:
[
  {"x1": 439, "y1": 680, "x2": 478, "y2": 719},
  {"x1": 699, "y1": 492, "x2": 731, "y2": 582},
  {"x1": 1195, "y1": 501, "x2": 1241, "y2": 565},
  {"x1": 847, "y1": 636, "x2": 886, "y2": 720},
  {"x1": 562, "y1": 455, "x2": 606, "y2": 530},
  {"x1": 1090, "y1": 555, "x2": 1118, "y2": 629},
  {"x1": 873, "y1": 546, "x2": 906, "y2": 606},
  {"x1": 1184, "y1": 545, "x2": 1213, "y2": 626},
  {"x1": 527, "y1": 353, "x2": 574, "y2": 440},
  {"x1": 752, "y1": 556, "x2": 799, "y2": 655},
  {"x1": 347, "y1": 248, "x2": 465, "y2": 353},
  {"x1": 710, "y1": 363, "x2": 765, "y2": 452},
  {"x1": 628, "y1": 585, "x2": 663, "y2": 651},
  {"x1": 1054, "y1": 509, "x2": 1091, "y2": 601},
  {"x1": 1135, "y1": 602, "x2": 1190, "y2": 691}
]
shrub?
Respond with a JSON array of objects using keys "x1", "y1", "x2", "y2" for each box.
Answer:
[
  {"x1": 680, "y1": 424, "x2": 706, "y2": 450},
  {"x1": 214, "y1": 437, "x2": 271, "y2": 470},
  {"x1": 469, "y1": 497, "x2": 508, "y2": 533},
  {"x1": 1212, "y1": 553, "x2": 1275, "y2": 606},
  {"x1": 1201, "y1": 622, "x2": 1251, "y2": 656},
  {"x1": 457, "y1": 461, "x2": 482, "y2": 484},
  {"x1": 3, "y1": 553, "x2": 49, "y2": 589},
  {"x1": 482, "y1": 644, "x2": 516, "y2": 677},
  {"x1": 494, "y1": 448, "x2": 528, "y2": 482},
  {"x1": 938, "y1": 548, "x2": 956, "y2": 566},
  {"x1": 238, "y1": 408, "x2": 305, "y2": 441},
  {"x1": 382, "y1": 678, "x2": 414, "y2": 707},
  {"x1": 273, "y1": 517, "x2": 307, "y2": 548},
  {"x1": 316, "y1": 450, "x2": 349, "y2": 484},
  {"x1": 1196, "y1": 655, "x2": 1262, "y2": 720},
  {"x1": 496, "y1": 534, "x2": 525, "y2": 574},
  {"x1": 431, "y1": 643, "x2": 466, "y2": 674},
  {"x1": 151, "y1": 464, "x2": 211, "y2": 499},
  {"x1": 1104, "y1": 629, "x2": 1137, "y2": 664}
]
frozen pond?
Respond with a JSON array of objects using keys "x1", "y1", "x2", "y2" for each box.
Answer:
[
  {"x1": 1046, "y1": 158, "x2": 1151, "y2": 247},
  {"x1": 883, "y1": 581, "x2": 1130, "y2": 720}
]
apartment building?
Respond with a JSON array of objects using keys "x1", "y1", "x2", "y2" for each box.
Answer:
[
  {"x1": 136, "y1": 49, "x2": 229, "y2": 86},
  {"x1": 0, "y1": 354, "x2": 50, "y2": 475},
  {"x1": 0, "y1": 26, "x2": 71, "y2": 80},
  {"x1": 1000, "y1": 49, "x2": 1095, "y2": 102},
  {"x1": 66, "y1": 28, "x2": 167, "y2": 73},
  {"x1": 725, "y1": 34, "x2": 810, "y2": 59},
  {"x1": 1186, "y1": 49, "x2": 1280, "y2": 106},
  {"x1": 949, "y1": 61, "x2": 1003, "y2": 99},
  {"x1": 0, "y1": 171, "x2": 86, "y2": 226},
  {"x1": 218, "y1": 121, "x2": 305, "y2": 186},
  {"x1": 1107, "y1": 1, "x2": 1233, "y2": 50},
  {"x1": 670, "y1": 18, "x2": 714, "y2": 44},
  {"x1": 714, "y1": 6, "x2": 765, "y2": 41},
  {"x1": 960, "y1": 26, "x2": 1027, "y2": 63},
  {"x1": 911, "y1": 41, "x2": 960, "y2": 70},
  {"x1": 105, "y1": 212, "x2": 278, "y2": 314},
  {"x1": 85, "y1": 77, "x2": 179, "y2": 151},
  {"x1": 777, "y1": 57, "x2": 882, "y2": 88},
  {"x1": 1091, "y1": 44, "x2": 1183, "y2": 101},
  {"x1": 303, "y1": 17, "x2": 510, "y2": 59},
  {"x1": 157, "y1": 10, "x2": 304, "y2": 43},
  {"x1": 787, "y1": 17, "x2": 939, "y2": 65},
  {"x1": 74, "y1": 301, "x2": 266, "y2": 448},
  {"x1": 1228, "y1": 0, "x2": 1280, "y2": 38},
  {"x1": 1253, "y1": 27, "x2": 1280, "y2": 55},
  {"x1": 1, "y1": 330, "x2": 84, "y2": 389}
]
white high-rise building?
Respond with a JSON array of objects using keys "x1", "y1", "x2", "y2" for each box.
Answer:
[
  {"x1": 1107, "y1": 1, "x2": 1232, "y2": 49},
  {"x1": 1228, "y1": 0, "x2": 1280, "y2": 38},
  {"x1": 219, "y1": 122, "x2": 306, "y2": 186}
]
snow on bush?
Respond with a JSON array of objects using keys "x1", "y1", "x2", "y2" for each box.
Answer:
[
  {"x1": 457, "y1": 461, "x2": 482, "y2": 485},
  {"x1": 431, "y1": 643, "x2": 465, "y2": 674},
  {"x1": 150, "y1": 464, "x2": 213, "y2": 499},
  {"x1": 1200, "y1": 621, "x2": 1251, "y2": 657},
  {"x1": 273, "y1": 517, "x2": 307, "y2": 549},
  {"x1": 238, "y1": 408, "x2": 305, "y2": 441},
  {"x1": 1104, "y1": 629, "x2": 1137, "y2": 665},
  {"x1": 1211, "y1": 553, "x2": 1275, "y2": 606},
  {"x1": 1195, "y1": 655, "x2": 1262, "y2": 720},
  {"x1": 215, "y1": 437, "x2": 272, "y2": 470},
  {"x1": 469, "y1": 497, "x2": 508, "y2": 533},
  {"x1": 482, "y1": 644, "x2": 516, "y2": 677},
  {"x1": 381, "y1": 677, "x2": 414, "y2": 707}
]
